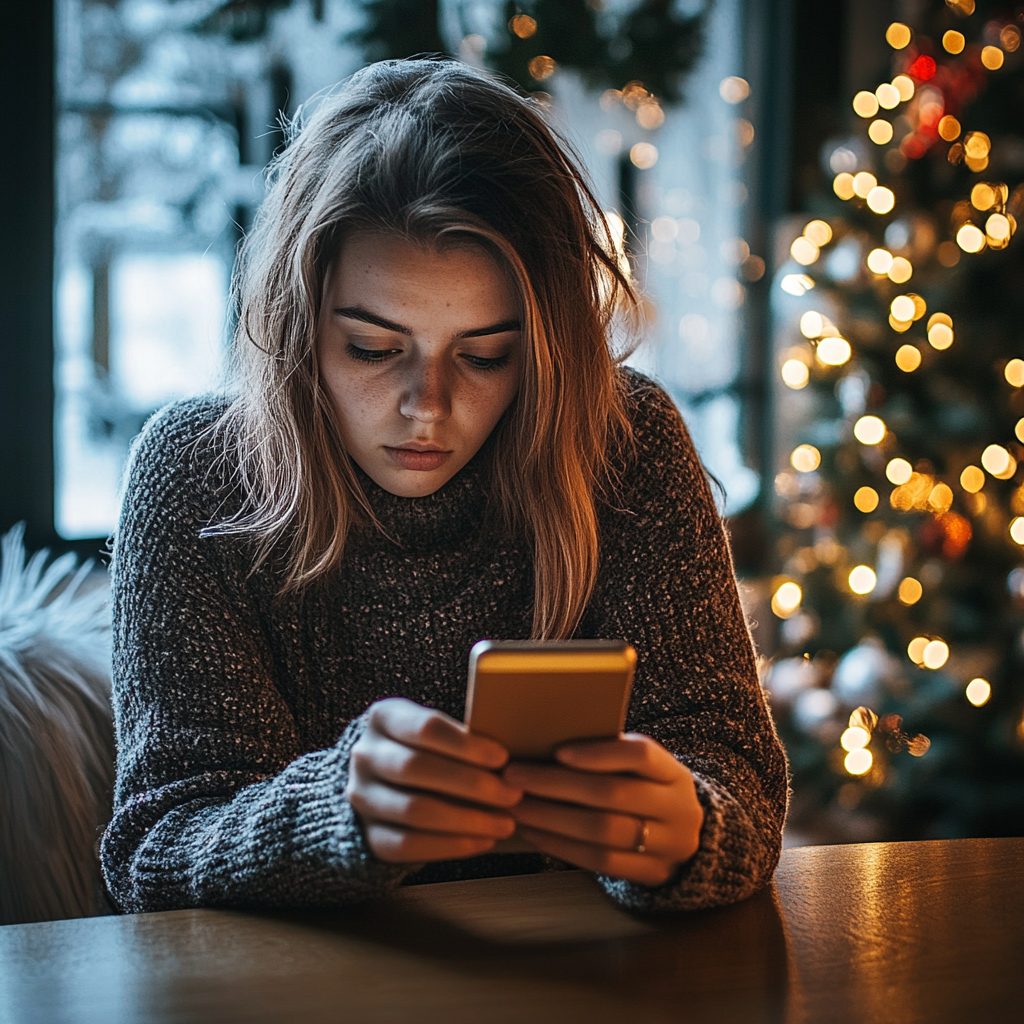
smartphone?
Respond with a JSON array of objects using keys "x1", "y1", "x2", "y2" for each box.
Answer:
[{"x1": 465, "y1": 639, "x2": 637, "y2": 761}]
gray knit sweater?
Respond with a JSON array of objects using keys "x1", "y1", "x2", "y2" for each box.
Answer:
[{"x1": 100, "y1": 373, "x2": 787, "y2": 914}]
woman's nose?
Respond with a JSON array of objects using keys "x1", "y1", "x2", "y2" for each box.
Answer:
[{"x1": 399, "y1": 358, "x2": 452, "y2": 423}]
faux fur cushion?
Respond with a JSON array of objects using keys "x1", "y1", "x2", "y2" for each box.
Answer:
[{"x1": 0, "y1": 524, "x2": 113, "y2": 924}]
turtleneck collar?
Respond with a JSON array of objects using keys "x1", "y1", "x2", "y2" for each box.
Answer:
[{"x1": 351, "y1": 445, "x2": 492, "y2": 553}]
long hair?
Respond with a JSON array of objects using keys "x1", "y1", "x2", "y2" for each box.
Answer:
[{"x1": 207, "y1": 57, "x2": 636, "y2": 640}]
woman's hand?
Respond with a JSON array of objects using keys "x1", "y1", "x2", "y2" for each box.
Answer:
[
  {"x1": 345, "y1": 698, "x2": 523, "y2": 864},
  {"x1": 503, "y1": 733, "x2": 704, "y2": 887}
]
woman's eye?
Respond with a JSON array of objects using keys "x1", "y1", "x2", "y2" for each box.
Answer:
[
  {"x1": 346, "y1": 343, "x2": 400, "y2": 363},
  {"x1": 462, "y1": 353, "x2": 511, "y2": 371}
]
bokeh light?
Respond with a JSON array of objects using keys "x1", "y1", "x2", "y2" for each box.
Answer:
[
  {"x1": 790, "y1": 236, "x2": 820, "y2": 265},
  {"x1": 528, "y1": 55, "x2": 557, "y2": 80},
  {"x1": 1005, "y1": 359, "x2": 1024, "y2": 387},
  {"x1": 895, "y1": 344, "x2": 922, "y2": 372},
  {"x1": 849, "y1": 565, "x2": 877, "y2": 594},
  {"x1": 817, "y1": 336, "x2": 851, "y2": 366},
  {"x1": 960, "y1": 465, "x2": 985, "y2": 492},
  {"x1": 772, "y1": 581, "x2": 803, "y2": 618},
  {"x1": 1016, "y1": 418, "x2": 1024, "y2": 444},
  {"x1": 886, "y1": 458, "x2": 913, "y2": 484},
  {"x1": 854, "y1": 415, "x2": 886, "y2": 444},
  {"x1": 867, "y1": 186, "x2": 896, "y2": 214},
  {"x1": 799, "y1": 311, "x2": 825, "y2": 338},
  {"x1": 630, "y1": 142, "x2": 658, "y2": 169},
  {"x1": 781, "y1": 359, "x2": 810, "y2": 389},
  {"x1": 987, "y1": 213, "x2": 1011, "y2": 245},
  {"x1": 876, "y1": 82, "x2": 901, "y2": 109},
  {"x1": 928, "y1": 323, "x2": 953, "y2": 350},
  {"x1": 982, "y1": 444, "x2": 1013, "y2": 477},
  {"x1": 908, "y1": 636, "x2": 929, "y2": 664},
  {"x1": 509, "y1": 14, "x2": 537, "y2": 38},
  {"x1": 938, "y1": 115, "x2": 962, "y2": 141},
  {"x1": 888, "y1": 256, "x2": 913, "y2": 283},
  {"x1": 957, "y1": 223, "x2": 986, "y2": 252},
  {"x1": 893, "y1": 75, "x2": 915, "y2": 102},
  {"x1": 981, "y1": 46, "x2": 1005, "y2": 70},
  {"x1": 791, "y1": 444, "x2": 821, "y2": 472},
  {"x1": 854, "y1": 486, "x2": 879, "y2": 512},
  {"x1": 833, "y1": 173, "x2": 856, "y2": 200},
  {"x1": 841, "y1": 726, "x2": 871, "y2": 751},
  {"x1": 719, "y1": 76, "x2": 750, "y2": 103},
  {"x1": 1011, "y1": 517, "x2": 1024, "y2": 545},
  {"x1": 898, "y1": 577, "x2": 923, "y2": 605},
  {"x1": 853, "y1": 91, "x2": 879, "y2": 118},
  {"x1": 781, "y1": 273, "x2": 815, "y2": 296},
  {"x1": 971, "y1": 182, "x2": 997, "y2": 210},
  {"x1": 803, "y1": 220, "x2": 832, "y2": 247},
  {"x1": 922, "y1": 639, "x2": 950, "y2": 670},
  {"x1": 966, "y1": 678, "x2": 991, "y2": 706},
  {"x1": 867, "y1": 248, "x2": 894, "y2": 274},
  {"x1": 1002, "y1": 25, "x2": 1021, "y2": 52},
  {"x1": 890, "y1": 295, "x2": 916, "y2": 321},
  {"x1": 869, "y1": 119, "x2": 894, "y2": 145},
  {"x1": 844, "y1": 748, "x2": 873, "y2": 775},
  {"x1": 943, "y1": 30, "x2": 966, "y2": 54},
  {"x1": 853, "y1": 171, "x2": 877, "y2": 198},
  {"x1": 886, "y1": 22, "x2": 912, "y2": 49}
]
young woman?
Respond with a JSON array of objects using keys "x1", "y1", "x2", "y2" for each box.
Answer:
[{"x1": 101, "y1": 58, "x2": 787, "y2": 914}]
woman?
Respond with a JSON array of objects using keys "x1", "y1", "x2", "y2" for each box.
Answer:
[{"x1": 101, "y1": 57, "x2": 787, "y2": 914}]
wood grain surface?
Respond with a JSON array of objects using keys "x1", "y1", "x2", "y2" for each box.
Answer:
[{"x1": 1, "y1": 837, "x2": 1021, "y2": 1024}]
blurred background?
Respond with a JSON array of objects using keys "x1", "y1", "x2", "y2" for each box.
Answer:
[{"x1": 2, "y1": 0, "x2": 1023, "y2": 846}]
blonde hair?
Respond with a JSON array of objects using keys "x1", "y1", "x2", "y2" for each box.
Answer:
[{"x1": 208, "y1": 58, "x2": 636, "y2": 640}]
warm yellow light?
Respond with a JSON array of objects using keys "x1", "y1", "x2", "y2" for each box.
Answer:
[
  {"x1": 854, "y1": 415, "x2": 886, "y2": 445},
  {"x1": 1005, "y1": 359, "x2": 1024, "y2": 387},
  {"x1": 922, "y1": 639, "x2": 950, "y2": 670},
  {"x1": 854, "y1": 486, "x2": 879, "y2": 512},
  {"x1": 841, "y1": 726, "x2": 871, "y2": 751},
  {"x1": 869, "y1": 119, "x2": 894, "y2": 145},
  {"x1": 867, "y1": 248, "x2": 894, "y2": 274},
  {"x1": 629, "y1": 142, "x2": 658, "y2": 169},
  {"x1": 781, "y1": 273, "x2": 815, "y2": 296},
  {"x1": 981, "y1": 46, "x2": 1005, "y2": 70},
  {"x1": 719, "y1": 76, "x2": 750, "y2": 103},
  {"x1": 929, "y1": 482, "x2": 954, "y2": 512},
  {"x1": 888, "y1": 256, "x2": 913, "y2": 283},
  {"x1": 960, "y1": 465, "x2": 985, "y2": 492},
  {"x1": 1016, "y1": 418, "x2": 1024, "y2": 444},
  {"x1": 1002, "y1": 25, "x2": 1022, "y2": 52},
  {"x1": 898, "y1": 577, "x2": 923, "y2": 605},
  {"x1": 928, "y1": 323, "x2": 954, "y2": 350},
  {"x1": 867, "y1": 186, "x2": 896, "y2": 214},
  {"x1": 876, "y1": 83, "x2": 901, "y2": 110},
  {"x1": 909, "y1": 294, "x2": 927, "y2": 320},
  {"x1": 957, "y1": 223, "x2": 986, "y2": 253},
  {"x1": 849, "y1": 565, "x2": 877, "y2": 595},
  {"x1": 803, "y1": 220, "x2": 832, "y2": 247},
  {"x1": 817, "y1": 337, "x2": 852, "y2": 366},
  {"x1": 636, "y1": 102, "x2": 665, "y2": 130},
  {"x1": 895, "y1": 344, "x2": 922, "y2": 372},
  {"x1": 852, "y1": 171, "x2": 877, "y2": 198},
  {"x1": 987, "y1": 213, "x2": 1011, "y2": 243},
  {"x1": 893, "y1": 75, "x2": 915, "y2": 102},
  {"x1": 799, "y1": 311, "x2": 825, "y2": 338},
  {"x1": 1011, "y1": 517, "x2": 1024, "y2": 545},
  {"x1": 833, "y1": 173, "x2": 856, "y2": 200},
  {"x1": 890, "y1": 314, "x2": 912, "y2": 333},
  {"x1": 886, "y1": 22, "x2": 912, "y2": 49},
  {"x1": 845, "y1": 748, "x2": 873, "y2": 775},
  {"x1": 853, "y1": 91, "x2": 879, "y2": 118},
  {"x1": 791, "y1": 444, "x2": 821, "y2": 473},
  {"x1": 528, "y1": 55, "x2": 557, "y2": 80},
  {"x1": 509, "y1": 14, "x2": 537, "y2": 38},
  {"x1": 964, "y1": 132, "x2": 991, "y2": 159},
  {"x1": 772, "y1": 581, "x2": 803, "y2": 618},
  {"x1": 966, "y1": 678, "x2": 991, "y2": 706},
  {"x1": 908, "y1": 636, "x2": 929, "y2": 664},
  {"x1": 890, "y1": 295, "x2": 916, "y2": 322},
  {"x1": 886, "y1": 458, "x2": 913, "y2": 484},
  {"x1": 943, "y1": 30, "x2": 966, "y2": 54},
  {"x1": 982, "y1": 444, "x2": 1013, "y2": 477},
  {"x1": 938, "y1": 115, "x2": 962, "y2": 141},
  {"x1": 781, "y1": 359, "x2": 810, "y2": 389},
  {"x1": 790, "y1": 236, "x2": 820, "y2": 265},
  {"x1": 971, "y1": 183, "x2": 997, "y2": 210}
]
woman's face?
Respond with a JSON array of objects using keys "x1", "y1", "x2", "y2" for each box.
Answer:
[{"x1": 317, "y1": 232, "x2": 522, "y2": 497}]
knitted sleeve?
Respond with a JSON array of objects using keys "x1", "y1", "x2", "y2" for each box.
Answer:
[
  {"x1": 99, "y1": 401, "x2": 407, "y2": 912},
  {"x1": 587, "y1": 376, "x2": 788, "y2": 912}
]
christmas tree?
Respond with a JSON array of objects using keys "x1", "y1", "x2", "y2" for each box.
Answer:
[{"x1": 767, "y1": 0, "x2": 1024, "y2": 842}]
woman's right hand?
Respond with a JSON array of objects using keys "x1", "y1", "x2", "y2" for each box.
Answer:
[{"x1": 345, "y1": 697, "x2": 523, "y2": 863}]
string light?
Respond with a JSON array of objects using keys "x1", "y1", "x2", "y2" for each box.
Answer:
[
  {"x1": 853, "y1": 91, "x2": 880, "y2": 118},
  {"x1": 943, "y1": 30, "x2": 966, "y2": 54},
  {"x1": 849, "y1": 565, "x2": 877, "y2": 594},
  {"x1": 960, "y1": 465, "x2": 985, "y2": 492},
  {"x1": 886, "y1": 23, "x2": 912, "y2": 49},
  {"x1": 867, "y1": 186, "x2": 896, "y2": 214},
  {"x1": 971, "y1": 183, "x2": 998, "y2": 210},
  {"x1": 833, "y1": 173, "x2": 856, "y2": 200},
  {"x1": 528, "y1": 55, "x2": 557, "y2": 80},
  {"x1": 957, "y1": 224, "x2": 986, "y2": 253},
  {"x1": 1005, "y1": 359, "x2": 1024, "y2": 387},
  {"x1": 867, "y1": 248, "x2": 894, "y2": 274},
  {"x1": 886, "y1": 458, "x2": 913, "y2": 484},
  {"x1": 888, "y1": 256, "x2": 913, "y2": 283},
  {"x1": 509, "y1": 14, "x2": 537, "y2": 38},
  {"x1": 781, "y1": 273, "x2": 815, "y2": 296},
  {"x1": 799, "y1": 311, "x2": 825, "y2": 338},
  {"x1": 893, "y1": 75, "x2": 915, "y2": 102},
  {"x1": 981, "y1": 46, "x2": 1005, "y2": 70},
  {"x1": 853, "y1": 172, "x2": 877, "y2": 198},
  {"x1": 869, "y1": 119, "x2": 893, "y2": 144},
  {"x1": 927, "y1": 313, "x2": 954, "y2": 350},
  {"x1": 987, "y1": 213, "x2": 1012, "y2": 247},
  {"x1": 781, "y1": 359, "x2": 810, "y2": 389},
  {"x1": 817, "y1": 336, "x2": 852, "y2": 366},
  {"x1": 790, "y1": 236, "x2": 820, "y2": 265},
  {"x1": 876, "y1": 83, "x2": 901, "y2": 110},
  {"x1": 982, "y1": 444, "x2": 1015, "y2": 479},
  {"x1": 922, "y1": 640, "x2": 950, "y2": 670},
  {"x1": 1010, "y1": 517, "x2": 1024, "y2": 544},
  {"x1": 895, "y1": 344, "x2": 922, "y2": 372},
  {"x1": 854, "y1": 486, "x2": 879, "y2": 512},
  {"x1": 844, "y1": 748, "x2": 873, "y2": 775},
  {"x1": 1002, "y1": 25, "x2": 1021, "y2": 51},
  {"x1": 791, "y1": 444, "x2": 821, "y2": 472},
  {"x1": 803, "y1": 220, "x2": 832, "y2": 246},
  {"x1": 629, "y1": 142, "x2": 658, "y2": 168},
  {"x1": 898, "y1": 577, "x2": 923, "y2": 605},
  {"x1": 1016, "y1": 418, "x2": 1024, "y2": 444},
  {"x1": 908, "y1": 636, "x2": 929, "y2": 664},
  {"x1": 966, "y1": 678, "x2": 991, "y2": 706},
  {"x1": 719, "y1": 76, "x2": 750, "y2": 103},
  {"x1": 854, "y1": 416, "x2": 886, "y2": 444},
  {"x1": 772, "y1": 581, "x2": 803, "y2": 618},
  {"x1": 938, "y1": 115, "x2": 962, "y2": 141},
  {"x1": 891, "y1": 295, "x2": 916, "y2": 321}
]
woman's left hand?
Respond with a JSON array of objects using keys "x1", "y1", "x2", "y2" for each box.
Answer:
[{"x1": 502, "y1": 733, "x2": 704, "y2": 887}]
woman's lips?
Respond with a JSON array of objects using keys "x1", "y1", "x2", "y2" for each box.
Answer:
[{"x1": 384, "y1": 446, "x2": 453, "y2": 471}]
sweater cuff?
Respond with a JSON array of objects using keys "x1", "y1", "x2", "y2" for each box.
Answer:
[{"x1": 595, "y1": 769, "x2": 778, "y2": 913}]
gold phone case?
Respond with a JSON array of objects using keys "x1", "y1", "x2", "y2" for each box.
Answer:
[{"x1": 465, "y1": 640, "x2": 637, "y2": 761}]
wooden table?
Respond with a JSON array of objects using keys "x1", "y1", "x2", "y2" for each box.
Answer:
[{"x1": 1, "y1": 837, "x2": 1021, "y2": 1023}]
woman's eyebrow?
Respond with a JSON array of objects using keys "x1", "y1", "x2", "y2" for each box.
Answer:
[{"x1": 335, "y1": 306, "x2": 521, "y2": 339}]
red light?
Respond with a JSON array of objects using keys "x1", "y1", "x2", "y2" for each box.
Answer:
[
  {"x1": 900, "y1": 134, "x2": 928, "y2": 159},
  {"x1": 908, "y1": 55, "x2": 937, "y2": 80}
]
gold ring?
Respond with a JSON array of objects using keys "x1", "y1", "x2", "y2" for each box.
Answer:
[{"x1": 635, "y1": 818, "x2": 649, "y2": 854}]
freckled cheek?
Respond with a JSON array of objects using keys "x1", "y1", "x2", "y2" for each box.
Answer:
[{"x1": 324, "y1": 369, "x2": 402, "y2": 445}]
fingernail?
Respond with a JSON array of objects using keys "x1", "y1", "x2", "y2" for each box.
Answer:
[{"x1": 496, "y1": 817, "x2": 516, "y2": 837}]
